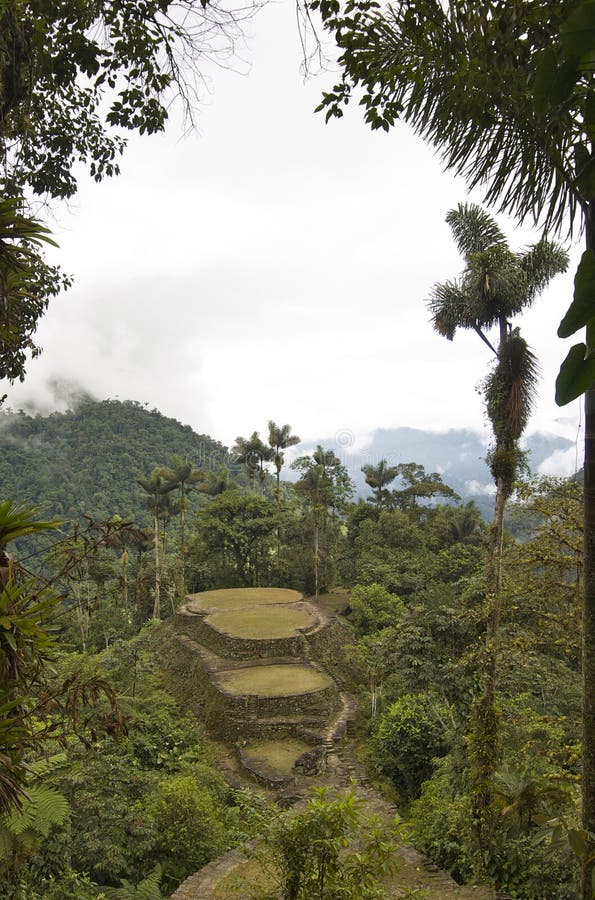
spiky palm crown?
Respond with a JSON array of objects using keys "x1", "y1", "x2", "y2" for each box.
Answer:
[{"x1": 428, "y1": 203, "x2": 568, "y2": 343}]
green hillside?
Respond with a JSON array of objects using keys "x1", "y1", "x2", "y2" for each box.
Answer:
[{"x1": 0, "y1": 398, "x2": 232, "y2": 522}]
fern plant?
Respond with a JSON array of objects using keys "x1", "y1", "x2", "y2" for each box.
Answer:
[
  {"x1": 0, "y1": 784, "x2": 69, "y2": 878},
  {"x1": 103, "y1": 863, "x2": 164, "y2": 899}
]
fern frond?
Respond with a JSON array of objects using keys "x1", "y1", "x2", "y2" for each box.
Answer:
[
  {"x1": 4, "y1": 785, "x2": 69, "y2": 837},
  {"x1": 103, "y1": 863, "x2": 163, "y2": 899}
]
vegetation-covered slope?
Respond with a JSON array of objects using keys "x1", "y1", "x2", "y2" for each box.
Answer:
[{"x1": 0, "y1": 398, "x2": 231, "y2": 521}]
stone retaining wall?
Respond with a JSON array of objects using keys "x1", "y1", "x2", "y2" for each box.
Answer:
[
  {"x1": 175, "y1": 604, "x2": 332, "y2": 661},
  {"x1": 175, "y1": 610, "x2": 304, "y2": 659}
]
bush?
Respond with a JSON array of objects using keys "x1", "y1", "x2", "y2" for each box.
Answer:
[
  {"x1": 349, "y1": 583, "x2": 404, "y2": 634},
  {"x1": 373, "y1": 693, "x2": 447, "y2": 800},
  {"x1": 407, "y1": 757, "x2": 580, "y2": 898},
  {"x1": 143, "y1": 774, "x2": 229, "y2": 889},
  {"x1": 251, "y1": 788, "x2": 395, "y2": 899},
  {"x1": 407, "y1": 760, "x2": 475, "y2": 883}
]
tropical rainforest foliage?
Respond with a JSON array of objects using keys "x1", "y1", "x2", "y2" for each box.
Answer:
[
  {"x1": 0, "y1": 398, "x2": 230, "y2": 520},
  {"x1": 0, "y1": 0, "x2": 591, "y2": 896},
  {"x1": 0, "y1": 393, "x2": 585, "y2": 898}
]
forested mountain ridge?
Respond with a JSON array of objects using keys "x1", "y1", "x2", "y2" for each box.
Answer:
[
  {"x1": 0, "y1": 398, "x2": 231, "y2": 521},
  {"x1": 0, "y1": 397, "x2": 575, "y2": 525}
]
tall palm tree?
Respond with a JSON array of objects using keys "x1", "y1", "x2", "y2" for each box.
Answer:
[
  {"x1": 232, "y1": 432, "x2": 272, "y2": 493},
  {"x1": 361, "y1": 459, "x2": 399, "y2": 512},
  {"x1": 313, "y1": 5, "x2": 594, "y2": 890},
  {"x1": 267, "y1": 421, "x2": 301, "y2": 506},
  {"x1": 136, "y1": 470, "x2": 177, "y2": 619},
  {"x1": 156, "y1": 455, "x2": 205, "y2": 595},
  {"x1": 293, "y1": 446, "x2": 353, "y2": 597},
  {"x1": 428, "y1": 202, "x2": 568, "y2": 862}
]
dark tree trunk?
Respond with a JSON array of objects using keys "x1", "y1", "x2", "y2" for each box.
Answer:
[
  {"x1": 152, "y1": 512, "x2": 160, "y2": 619},
  {"x1": 469, "y1": 474, "x2": 506, "y2": 873},
  {"x1": 470, "y1": 316, "x2": 510, "y2": 876},
  {"x1": 582, "y1": 201, "x2": 595, "y2": 900}
]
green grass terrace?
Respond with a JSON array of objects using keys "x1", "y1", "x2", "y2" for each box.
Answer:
[
  {"x1": 185, "y1": 587, "x2": 303, "y2": 614},
  {"x1": 214, "y1": 663, "x2": 333, "y2": 698}
]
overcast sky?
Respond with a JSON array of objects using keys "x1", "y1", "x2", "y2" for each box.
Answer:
[{"x1": 1, "y1": 2, "x2": 584, "y2": 466}]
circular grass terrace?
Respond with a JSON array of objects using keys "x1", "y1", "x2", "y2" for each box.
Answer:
[
  {"x1": 240, "y1": 738, "x2": 312, "y2": 778},
  {"x1": 185, "y1": 587, "x2": 303, "y2": 614},
  {"x1": 205, "y1": 605, "x2": 316, "y2": 640},
  {"x1": 215, "y1": 663, "x2": 333, "y2": 698}
]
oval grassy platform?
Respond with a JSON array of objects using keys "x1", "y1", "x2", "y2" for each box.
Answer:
[
  {"x1": 186, "y1": 587, "x2": 303, "y2": 613},
  {"x1": 241, "y1": 738, "x2": 312, "y2": 773},
  {"x1": 216, "y1": 663, "x2": 333, "y2": 697},
  {"x1": 205, "y1": 605, "x2": 316, "y2": 640}
]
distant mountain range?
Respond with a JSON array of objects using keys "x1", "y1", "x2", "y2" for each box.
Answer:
[{"x1": 293, "y1": 426, "x2": 577, "y2": 518}]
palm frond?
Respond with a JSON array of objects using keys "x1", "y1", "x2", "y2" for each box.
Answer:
[
  {"x1": 446, "y1": 203, "x2": 507, "y2": 258},
  {"x1": 3, "y1": 785, "x2": 69, "y2": 838},
  {"x1": 327, "y1": 1, "x2": 580, "y2": 235},
  {"x1": 427, "y1": 279, "x2": 471, "y2": 339},
  {"x1": 517, "y1": 241, "x2": 570, "y2": 299},
  {"x1": 0, "y1": 500, "x2": 60, "y2": 550},
  {"x1": 463, "y1": 245, "x2": 529, "y2": 322}
]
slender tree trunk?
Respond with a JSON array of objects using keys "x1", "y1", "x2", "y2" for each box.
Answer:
[
  {"x1": 582, "y1": 203, "x2": 595, "y2": 900},
  {"x1": 0, "y1": 550, "x2": 11, "y2": 586},
  {"x1": 153, "y1": 512, "x2": 160, "y2": 619},
  {"x1": 469, "y1": 472, "x2": 506, "y2": 872},
  {"x1": 121, "y1": 549, "x2": 129, "y2": 622},
  {"x1": 314, "y1": 517, "x2": 320, "y2": 598},
  {"x1": 135, "y1": 547, "x2": 144, "y2": 620},
  {"x1": 470, "y1": 318, "x2": 510, "y2": 876},
  {"x1": 180, "y1": 484, "x2": 186, "y2": 596},
  {"x1": 275, "y1": 466, "x2": 282, "y2": 565},
  {"x1": 73, "y1": 583, "x2": 89, "y2": 652}
]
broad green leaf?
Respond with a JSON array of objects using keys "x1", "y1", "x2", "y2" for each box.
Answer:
[
  {"x1": 586, "y1": 92, "x2": 595, "y2": 142},
  {"x1": 561, "y1": 2, "x2": 595, "y2": 60},
  {"x1": 568, "y1": 827, "x2": 588, "y2": 858},
  {"x1": 534, "y1": 50, "x2": 577, "y2": 113},
  {"x1": 558, "y1": 251, "x2": 595, "y2": 337},
  {"x1": 3, "y1": 633, "x2": 16, "y2": 651},
  {"x1": 555, "y1": 343, "x2": 595, "y2": 404}
]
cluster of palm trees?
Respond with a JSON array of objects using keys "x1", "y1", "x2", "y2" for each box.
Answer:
[
  {"x1": 136, "y1": 456, "x2": 207, "y2": 617},
  {"x1": 232, "y1": 422, "x2": 301, "y2": 502},
  {"x1": 137, "y1": 425, "x2": 302, "y2": 615}
]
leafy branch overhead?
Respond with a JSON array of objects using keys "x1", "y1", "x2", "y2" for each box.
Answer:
[
  {"x1": 0, "y1": 0, "x2": 262, "y2": 201},
  {"x1": 312, "y1": 0, "x2": 588, "y2": 233},
  {"x1": 0, "y1": 0, "x2": 262, "y2": 388},
  {"x1": 0, "y1": 199, "x2": 70, "y2": 388}
]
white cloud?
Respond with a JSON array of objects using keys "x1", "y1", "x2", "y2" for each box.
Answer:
[
  {"x1": 538, "y1": 446, "x2": 582, "y2": 477},
  {"x1": 465, "y1": 480, "x2": 497, "y2": 496},
  {"x1": 0, "y1": 2, "x2": 582, "y2": 449}
]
